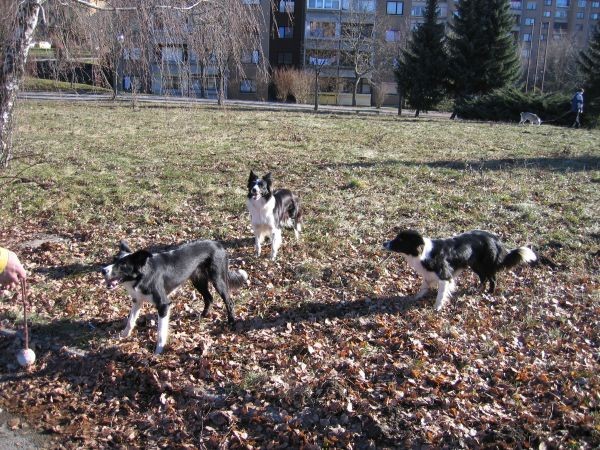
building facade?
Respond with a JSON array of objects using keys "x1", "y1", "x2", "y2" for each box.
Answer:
[{"x1": 138, "y1": 0, "x2": 599, "y2": 104}]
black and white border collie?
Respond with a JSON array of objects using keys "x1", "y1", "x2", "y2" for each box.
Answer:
[
  {"x1": 383, "y1": 229, "x2": 536, "y2": 310},
  {"x1": 101, "y1": 240, "x2": 248, "y2": 354},
  {"x1": 246, "y1": 171, "x2": 303, "y2": 261}
]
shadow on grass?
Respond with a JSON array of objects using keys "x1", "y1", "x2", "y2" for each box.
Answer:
[
  {"x1": 1, "y1": 315, "x2": 124, "y2": 351},
  {"x1": 219, "y1": 237, "x2": 254, "y2": 249},
  {"x1": 321, "y1": 155, "x2": 600, "y2": 173},
  {"x1": 33, "y1": 263, "x2": 100, "y2": 280},
  {"x1": 234, "y1": 295, "x2": 422, "y2": 333}
]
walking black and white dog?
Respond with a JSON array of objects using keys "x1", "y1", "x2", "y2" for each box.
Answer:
[
  {"x1": 102, "y1": 240, "x2": 248, "y2": 354},
  {"x1": 246, "y1": 171, "x2": 303, "y2": 261},
  {"x1": 383, "y1": 230, "x2": 536, "y2": 311}
]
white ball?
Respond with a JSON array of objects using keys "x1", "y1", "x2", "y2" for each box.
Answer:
[{"x1": 17, "y1": 348, "x2": 36, "y2": 367}]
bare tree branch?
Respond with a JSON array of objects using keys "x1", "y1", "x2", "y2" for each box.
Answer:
[{"x1": 67, "y1": 0, "x2": 210, "y2": 11}]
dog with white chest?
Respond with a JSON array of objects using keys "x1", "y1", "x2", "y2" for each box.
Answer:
[
  {"x1": 246, "y1": 171, "x2": 303, "y2": 261},
  {"x1": 383, "y1": 229, "x2": 536, "y2": 311},
  {"x1": 102, "y1": 240, "x2": 248, "y2": 354}
]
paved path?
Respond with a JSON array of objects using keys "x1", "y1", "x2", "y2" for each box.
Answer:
[{"x1": 18, "y1": 91, "x2": 451, "y2": 119}]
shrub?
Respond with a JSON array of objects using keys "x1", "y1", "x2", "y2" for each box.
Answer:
[
  {"x1": 455, "y1": 88, "x2": 572, "y2": 125},
  {"x1": 272, "y1": 68, "x2": 294, "y2": 102},
  {"x1": 289, "y1": 70, "x2": 313, "y2": 104}
]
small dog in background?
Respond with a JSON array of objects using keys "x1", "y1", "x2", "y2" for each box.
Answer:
[
  {"x1": 519, "y1": 112, "x2": 542, "y2": 126},
  {"x1": 102, "y1": 240, "x2": 248, "y2": 354},
  {"x1": 246, "y1": 171, "x2": 303, "y2": 261},
  {"x1": 383, "y1": 229, "x2": 536, "y2": 311}
]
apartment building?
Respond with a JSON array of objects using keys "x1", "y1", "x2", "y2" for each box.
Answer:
[
  {"x1": 134, "y1": 0, "x2": 271, "y2": 100},
  {"x1": 143, "y1": 0, "x2": 598, "y2": 104},
  {"x1": 512, "y1": 0, "x2": 600, "y2": 89}
]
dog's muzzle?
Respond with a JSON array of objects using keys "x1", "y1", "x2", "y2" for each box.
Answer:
[
  {"x1": 101, "y1": 265, "x2": 120, "y2": 290},
  {"x1": 251, "y1": 187, "x2": 261, "y2": 199},
  {"x1": 383, "y1": 241, "x2": 391, "y2": 250}
]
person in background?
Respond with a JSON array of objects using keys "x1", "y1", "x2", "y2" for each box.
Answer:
[
  {"x1": 571, "y1": 88, "x2": 584, "y2": 128},
  {"x1": 0, "y1": 247, "x2": 27, "y2": 289}
]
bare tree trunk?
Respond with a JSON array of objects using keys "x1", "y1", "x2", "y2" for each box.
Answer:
[
  {"x1": 217, "y1": 68, "x2": 225, "y2": 106},
  {"x1": 313, "y1": 69, "x2": 319, "y2": 112},
  {"x1": 0, "y1": 0, "x2": 42, "y2": 168},
  {"x1": 352, "y1": 76, "x2": 358, "y2": 107},
  {"x1": 397, "y1": 90, "x2": 403, "y2": 116}
]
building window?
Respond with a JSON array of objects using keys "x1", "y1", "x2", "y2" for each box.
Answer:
[
  {"x1": 523, "y1": 33, "x2": 532, "y2": 41},
  {"x1": 521, "y1": 48, "x2": 531, "y2": 58},
  {"x1": 576, "y1": 11, "x2": 584, "y2": 18},
  {"x1": 242, "y1": 50, "x2": 260, "y2": 64},
  {"x1": 279, "y1": 0, "x2": 295, "y2": 12},
  {"x1": 578, "y1": 0, "x2": 586, "y2": 6},
  {"x1": 161, "y1": 46, "x2": 185, "y2": 63},
  {"x1": 308, "y1": 21, "x2": 337, "y2": 38},
  {"x1": 511, "y1": 1, "x2": 522, "y2": 9},
  {"x1": 555, "y1": 10, "x2": 567, "y2": 17},
  {"x1": 306, "y1": 51, "x2": 337, "y2": 65},
  {"x1": 556, "y1": 0, "x2": 569, "y2": 6},
  {"x1": 543, "y1": 10, "x2": 551, "y2": 16},
  {"x1": 240, "y1": 79, "x2": 257, "y2": 93},
  {"x1": 411, "y1": 21, "x2": 423, "y2": 30},
  {"x1": 592, "y1": 13, "x2": 600, "y2": 19},
  {"x1": 308, "y1": 0, "x2": 341, "y2": 9},
  {"x1": 544, "y1": 0, "x2": 551, "y2": 4},
  {"x1": 341, "y1": 22, "x2": 373, "y2": 37},
  {"x1": 278, "y1": 26, "x2": 294, "y2": 38},
  {"x1": 526, "y1": 1, "x2": 537, "y2": 9},
  {"x1": 242, "y1": 0, "x2": 260, "y2": 4},
  {"x1": 277, "y1": 52, "x2": 293, "y2": 65},
  {"x1": 411, "y1": 5, "x2": 426, "y2": 16},
  {"x1": 343, "y1": 0, "x2": 375, "y2": 11},
  {"x1": 385, "y1": 29, "x2": 401, "y2": 41},
  {"x1": 524, "y1": 17, "x2": 535, "y2": 25},
  {"x1": 387, "y1": 1, "x2": 404, "y2": 14},
  {"x1": 162, "y1": 75, "x2": 180, "y2": 91},
  {"x1": 593, "y1": 1, "x2": 600, "y2": 6},
  {"x1": 123, "y1": 48, "x2": 142, "y2": 60}
]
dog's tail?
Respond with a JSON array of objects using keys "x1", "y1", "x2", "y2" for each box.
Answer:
[
  {"x1": 228, "y1": 269, "x2": 249, "y2": 289},
  {"x1": 500, "y1": 247, "x2": 537, "y2": 269}
]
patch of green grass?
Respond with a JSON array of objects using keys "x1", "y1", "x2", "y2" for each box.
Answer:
[{"x1": 23, "y1": 77, "x2": 111, "y2": 94}]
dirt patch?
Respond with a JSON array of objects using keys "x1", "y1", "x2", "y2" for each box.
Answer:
[{"x1": 0, "y1": 409, "x2": 51, "y2": 449}]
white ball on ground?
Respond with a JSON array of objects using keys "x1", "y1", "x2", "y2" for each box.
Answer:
[{"x1": 17, "y1": 348, "x2": 36, "y2": 367}]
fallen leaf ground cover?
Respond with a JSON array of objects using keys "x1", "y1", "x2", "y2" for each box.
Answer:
[{"x1": 0, "y1": 101, "x2": 599, "y2": 448}]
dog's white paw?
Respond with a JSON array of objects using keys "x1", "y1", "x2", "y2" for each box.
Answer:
[
  {"x1": 120, "y1": 328, "x2": 132, "y2": 338},
  {"x1": 154, "y1": 345, "x2": 164, "y2": 355}
]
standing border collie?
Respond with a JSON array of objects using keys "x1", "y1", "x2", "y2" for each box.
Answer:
[
  {"x1": 383, "y1": 230, "x2": 536, "y2": 311},
  {"x1": 102, "y1": 240, "x2": 248, "y2": 354},
  {"x1": 246, "y1": 171, "x2": 303, "y2": 261}
]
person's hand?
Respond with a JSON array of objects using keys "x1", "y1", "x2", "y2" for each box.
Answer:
[{"x1": 0, "y1": 251, "x2": 26, "y2": 289}]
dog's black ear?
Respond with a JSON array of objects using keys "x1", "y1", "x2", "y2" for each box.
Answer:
[
  {"x1": 248, "y1": 170, "x2": 258, "y2": 182},
  {"x1": 263, "y1": 172, "x2": 272, "y2": 187},
  {"x1": 129, "y1": 250, "x2": 153, "y2": 267},
  {"x1": 119, "y1": 240, "x2": 132, "y2": 253}
]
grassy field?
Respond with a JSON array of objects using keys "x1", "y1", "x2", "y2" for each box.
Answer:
[
  {"x1": 23, "y1": 77, "x2": 111, "y2": 94},
  {"x1": 0, "y1": 101, "x2": 598, "y2": 448}
]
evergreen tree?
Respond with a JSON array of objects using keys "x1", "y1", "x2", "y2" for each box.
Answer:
[
  {"x1": 579, "y1": 24, "x2": 600, "y2": 117},
  {"x1": 447, "y1": 0, "x2": 520, "y2": 118},
  {"x1": 395, "y1": 0, "x2": 447, "y2": 117}
]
